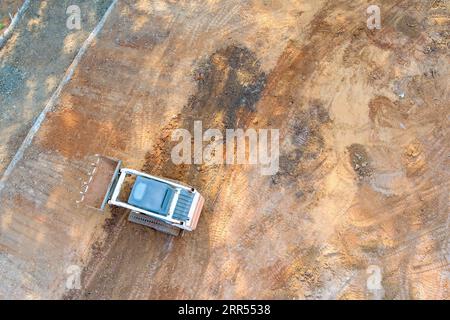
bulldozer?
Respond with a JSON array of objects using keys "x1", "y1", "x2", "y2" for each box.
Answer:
[{"x1": 78, "y1": 155, "x2": 204, "y2": 236}]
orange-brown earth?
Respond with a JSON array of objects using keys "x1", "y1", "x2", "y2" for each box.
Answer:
[{"x1": 0, "y1": 0, "x2": 448, "y2": 299}]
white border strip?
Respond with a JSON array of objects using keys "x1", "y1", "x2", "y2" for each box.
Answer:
[
  {"x1": 0, "y1": 0, "x2": 31, "y2": 49},
  {"x1": 0, "y1": 0, "x2": 118, "y2": 193}
]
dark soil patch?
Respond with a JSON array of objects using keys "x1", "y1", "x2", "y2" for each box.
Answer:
[
  {"x1": 190, "y1": 44, "x2": 267, "y2": 129},
  {"x1": 347, "y1": 143, "x2": 373, "y2": 180},
  {"x1": 142, "y1": 44, "x2": 267, "y2": 183},
  {"x1": 274, "y1": 103, "x2": 331, "y2": 184},
  {"x1": 396, "y1": 15, "x2": 421, "y2": 39}
]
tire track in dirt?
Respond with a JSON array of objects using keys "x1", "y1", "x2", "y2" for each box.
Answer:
[
  {"x1": 73, "y1": 43, "x2": 269, "y2": 299},
  {"x1": 76, "y1": 0, "x2": 395, "y2": 299},
  {"x1": 60, "y1": 0, "x2": 449, "y2": 299}
]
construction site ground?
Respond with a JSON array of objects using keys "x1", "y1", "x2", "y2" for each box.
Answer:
[
  {"x1": 0, "y1": 0, "x2": 448, "y2": 299},
  {"x1": 0, "y1": 1, "x2": 23, "y2": 30}
]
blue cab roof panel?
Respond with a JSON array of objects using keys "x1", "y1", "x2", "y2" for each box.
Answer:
[{"x1": 128, "y1": 176, "x2": 174, "y2": 216}]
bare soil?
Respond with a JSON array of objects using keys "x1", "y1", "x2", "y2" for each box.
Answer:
[
  {"x1": 0, "y1": 0, "x2": 23, "y2": 30},
  {"x1": 0, "y1": 0, "x2": 448, "y2": 300},
  {"x1": 0, "y1": 0, "x2": 113, "y2": 174}
]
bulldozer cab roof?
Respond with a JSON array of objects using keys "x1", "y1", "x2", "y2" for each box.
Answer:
[{"x1": 128, "y1": 176, "x2": 174, "y2": 216}]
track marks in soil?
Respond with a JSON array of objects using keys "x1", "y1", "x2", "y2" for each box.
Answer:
[
  {"x1": 347, "y1": 144, "x2": 373, "y2": 180},
  {"x1": 66, "y1": 0, "x2": 449, "y2": 299}
]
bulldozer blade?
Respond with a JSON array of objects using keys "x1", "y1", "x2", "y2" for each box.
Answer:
[{"x1": 79, "y1": 155, "x2": 121, "y2": 210}]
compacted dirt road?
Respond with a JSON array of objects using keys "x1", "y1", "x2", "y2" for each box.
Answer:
[{"x1": 0, "y1": 0, "x2": 448, "y2": 299}]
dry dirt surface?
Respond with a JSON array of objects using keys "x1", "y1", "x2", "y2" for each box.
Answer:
[
  {"x1": 0, "y1": 0, "x2": 449, "y2": 299},
  {"x1": 0, "y1": 1, "x2": 23, "y2": 30},
  {"x1": 0, "y1": 0, "x2": 113, "y2": 174}
]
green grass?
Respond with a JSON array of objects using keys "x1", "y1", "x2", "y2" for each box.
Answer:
[{"x1": 0, "y1": 22, "x2": 5, "y2": 31}]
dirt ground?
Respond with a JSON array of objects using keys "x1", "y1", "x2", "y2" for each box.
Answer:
[
  {"x1": 0, "y1": 0, "x2": 448, "y2": 299},
  {"x1": 0, "y1": 0, "x2": 23, "y2": 30},
  {"x1": 0, "y1": 0, "x2": 112, "y2": 174}
]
